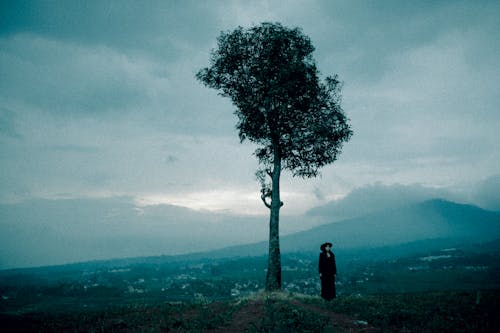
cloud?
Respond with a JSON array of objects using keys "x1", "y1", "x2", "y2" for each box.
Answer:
[
  {"x1": 0, "y1": 0, "x2": 220, "y2": 60},
  {"x1": 0, "y1": 29, "x2": 247, "y2": 206},
  {"x1": 0, "y1": 108, "x2": 261, "y2": 210},
  {"x1": 163, "y1": 154, "x2": 178, "y2": 164},
  {"x1": 0, "y1": 107, "x2": 22, "y2": 138},
  {"x1": 306, "y1": 182, "x2": 458, "y2": 222},
  {"x1": 329, "y1": 15, "x2": 500, "y2": 190},
  {"x1": 471, "y1": 174, "x2": 500, "y2": 211},
  {"x1": 0, "y1": 34, "x2": 161, "y2": 116}
]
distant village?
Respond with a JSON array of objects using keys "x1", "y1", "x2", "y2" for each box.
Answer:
[{"x1": 1, "y1": 245, "x2": 499, "y2": 309}]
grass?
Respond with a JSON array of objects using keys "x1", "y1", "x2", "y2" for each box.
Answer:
[
  {"x1": 311, "y1": 290, "x2": 500, "y2": 332},
  {"x1": 1, "y1": 289, "x2": 499, "y2": 332}
]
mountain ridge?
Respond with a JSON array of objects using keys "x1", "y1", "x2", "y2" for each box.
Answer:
[
  {"x1": 185, "y1": 198, "x2": 500, "y2": 260},
  {"x1": 1, "y1": 198, "x2": 499, "y2": 271}
]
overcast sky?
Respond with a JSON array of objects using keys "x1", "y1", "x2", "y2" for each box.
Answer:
[{"x1": 1, "y1": 0, "x2": 499, "y2": 217}]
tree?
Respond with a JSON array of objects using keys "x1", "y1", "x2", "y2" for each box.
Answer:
[{"x1": 196, "y1": 22, "x2": 352, "y2": 291}]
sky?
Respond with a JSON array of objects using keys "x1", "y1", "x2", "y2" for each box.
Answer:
[{"x1": 1, "y1": 1, "x2": 500, "y2": 268}]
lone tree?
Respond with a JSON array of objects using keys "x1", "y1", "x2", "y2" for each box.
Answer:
[{"x1": 196, "y1": 22, "x2": 352, "y2": 291}]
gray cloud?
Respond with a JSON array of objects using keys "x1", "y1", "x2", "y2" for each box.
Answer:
[
  {"x1": 307, "y1": 182, "x2": 457, "y2": 222},
  {"x1": 163, "y1": 154, "x2": 178, "y2": 164},
  {"x1": 471, "y1": 174, "x2": 500, "y2": 211},
  {"x1": 0, "y1": 35, "x2": 154, "y2": 115},
  {"x1": 0, "y1": 0, "x2": 220, "y2": 60},
  {"x1": 0, "y1": 107, "x2": 22, "y2": 138}
]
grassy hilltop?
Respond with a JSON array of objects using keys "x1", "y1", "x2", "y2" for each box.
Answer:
[{"x1": 1, "y1": 290, "x2": 499, "y2": 332}]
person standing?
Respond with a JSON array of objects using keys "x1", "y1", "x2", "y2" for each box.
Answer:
[{"x1": 319, "y1": 242, "x2": 337, "y2": 300}]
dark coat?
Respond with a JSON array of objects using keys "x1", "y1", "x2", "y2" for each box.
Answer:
[
  {"x1": 318, "y1": 250, "x2": 337, "y2": 300},
  {"x1": 318, "y1": 251, "x2": 337, "y2": 276}
]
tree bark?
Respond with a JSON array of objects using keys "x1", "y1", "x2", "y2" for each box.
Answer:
[{"x1": 265, "y1": 149, "x2": 282, "y2": 291}]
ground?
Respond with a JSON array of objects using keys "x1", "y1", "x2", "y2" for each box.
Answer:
[
  {"x1": 2, "y1": 290, "x2": 499, "y2": 332},
  {"x1": 206, "y1": 293, "x2": 380, "y2": 332}
]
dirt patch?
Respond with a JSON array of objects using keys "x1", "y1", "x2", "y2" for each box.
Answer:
[
  {"x1": 205, "y1": 299, "x2": 265, "y2": 332},
  {"x1": 204, "y1": 296, "x2": 380, "y2": 333},
  {"x1": 289, "y1": 299, "x2": 381, "y2": 333}
]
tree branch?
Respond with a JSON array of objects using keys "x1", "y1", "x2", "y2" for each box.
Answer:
[
  {"x1": 261, "y1": 193, "x2": 272, "y2": 209},
  {"x1": 266, "y1": 168, "x2": 273, "y2": 178}
]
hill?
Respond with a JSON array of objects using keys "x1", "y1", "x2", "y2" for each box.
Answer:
[
  {"x1": 2, "y1": 198, "x2": 496, "y2": 272},
  {"x1": 284, "y1": 199, "x2": 500, "y2": 249},
  {"x1": 194, "y1": 199, "x2": 500, "y2": 259},
  {"x1": 2, "y1": 190, "x2": 498, "y2": 270}
]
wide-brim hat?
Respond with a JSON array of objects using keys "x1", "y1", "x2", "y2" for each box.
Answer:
[{"x1": 320, "y1": 242, "x2": 333, "y2": 251}]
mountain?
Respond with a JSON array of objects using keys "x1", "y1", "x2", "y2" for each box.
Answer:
[
  {"x1": 306, "y1": 180, "x2": 500, "y2": 223},
  {"x1": 305, "y1": 183, "x2": 455, "y2": 222},
  {"x1": 194, "y1": 199, "x2": 500, "y2": 259},
  {"x1": 2, "y1": 196, "x2": 499, "y2": 270},
  {"x1": 285, "y1": 199, "x2": 500, "y2": 250}
]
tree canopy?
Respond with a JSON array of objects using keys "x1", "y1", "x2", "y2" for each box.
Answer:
[{"x1": 197, "y1": 22, "x2": 351, "y2": 182}]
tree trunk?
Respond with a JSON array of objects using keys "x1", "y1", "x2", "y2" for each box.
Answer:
[{"x1": 265, "y1": 150, "x2": 282, "y2": 291}]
